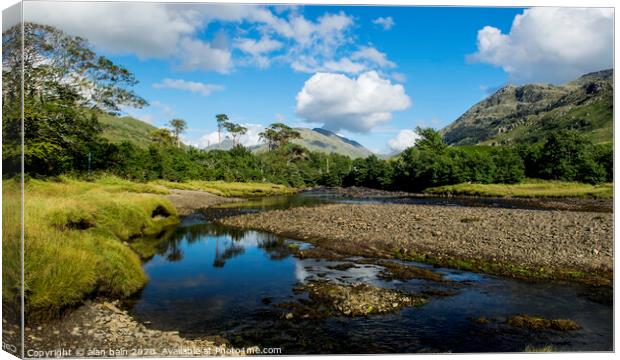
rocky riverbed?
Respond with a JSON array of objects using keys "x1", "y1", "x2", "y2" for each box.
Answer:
[
  {"x1": 15, "y1": 300, "x2": 247, "y2": 357},
  {"x1": 219, "y1": 203, "x2": 613, "y2": 284}
]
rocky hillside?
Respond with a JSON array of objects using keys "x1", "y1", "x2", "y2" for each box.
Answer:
[{"x1": 442, "y1": 69, "x2": 613, "y2": 145}]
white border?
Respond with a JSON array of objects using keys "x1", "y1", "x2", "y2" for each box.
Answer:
[{"x1": 0, "y1": 1, "x2": 617, "y2": 360}]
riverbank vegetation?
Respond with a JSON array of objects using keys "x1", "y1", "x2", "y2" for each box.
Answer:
[
  {"x1": 2, "y1": 177, "x2": 179, "y2": 321},
  {"x1": 151, "y1": 180, "x2": 296, "y2": 197},
  {"x1": 424, "y1": 180, "x2": 613, "y2": 199}
]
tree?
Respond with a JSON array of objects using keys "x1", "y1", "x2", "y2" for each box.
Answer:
[
  {"x1": 215, "y1": 114, "x2": 229, "y2": 145},
  {"x1": 168, "y1": 118, "x2": 187, "y2": 148},
  {"x1": 2, "y1": 22, "x2": 147, "y2": 176},
  {"x1": 259, "y1": 123, "x2": 301, "y2": 150},
  {"x1": 537, "y1": 130, "x2": 607, "y2": 184},
  {"x1": 150, "y1": 128, "x2": 174, "y2": 146},
  {"x1": 224, "y1": 122, "x2": 247, "y2": 147},
  {"x1": 259, "y1": 128, "x2": 279, "y2": 150},
  {"x1": 3, "y1": 22, "x2": 147, "y2": 114},
  {"x1": 414, "y1": 126, "x2": 447, "y2": 154}
]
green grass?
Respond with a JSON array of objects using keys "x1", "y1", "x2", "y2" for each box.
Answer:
[
  {"x1": 524, "y1": 345, "x2": 555, "y2": 352},
  {"x1": 424, "y1": 179, "x2": 613, "y2": 199},
  {"x1": 2, "y1": 176, "x2": 179, "y2": 321},
  {"x1": 151, "y1": 180, "x2": 296, "y2": 197}
]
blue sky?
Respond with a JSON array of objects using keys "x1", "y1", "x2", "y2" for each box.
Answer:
[{"x1": 23, "y1": 3, "x2": 614, "y2": 153}]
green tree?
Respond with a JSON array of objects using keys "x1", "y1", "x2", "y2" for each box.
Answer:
[
  {"x1": 224, "y1": 122, "x2": 247, "y2": 147},
  {"x1": 414, "y1": 126, "x2": 447, "y2": 154},
  {"x1": 2, "y1": 22, "x2": 146, "y2": 176},
  {"x1": 150, "y1": 128, "x2": 174, "y2": 146},
  {"x1": 537, "y1": 130, "x2": 607, "y2": 184},
  {"x1": 215, "y1": 114, "x2": 229, "y2": 145},
  {"x1": 168, "y1": 118, "x2": 187, "y2": 148},
  {"x1": 259, "y1": 123, "x2": 301, "y2": 150}
]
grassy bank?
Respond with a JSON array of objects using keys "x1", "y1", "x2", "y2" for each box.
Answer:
[
  {"x1": 151, "y1": 179, "x2": 296, "y2": 197},
  {"x1": 424, "y1": 179, "x2": 613, "y2": 199},
  {"x1": 2, "y1": 176, "x2": 179, "y2": 321},
  {"x1": 2, "y1": 175, "x2": 296, "y2": 321}
]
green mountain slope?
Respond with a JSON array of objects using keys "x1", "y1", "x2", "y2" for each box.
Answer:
[
  {"x1": 289, "y1": 128, "x2": 373, "y2": 158},
  {"x1": 211, "y1": 127, "x2": 374, "y2": 159},
  {"x1": 442, "y1": 69, "x2": 613, "y2": 145},
  {"x1": 97, "y1": 113, "x2": 158, "y2": 148}
]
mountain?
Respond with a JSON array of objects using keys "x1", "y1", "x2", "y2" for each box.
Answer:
[
  {"x1": 97, "y1": 113, "x2": 158, "y2": 148},
  {"x1": 209, "y1": 127, "x2": 374, "y2": 159},
  {"x1": 290, "y1": 128, "x2": 373, "y2": 158},
  {"x1": 441, "y1": 69, "x2": 613, "y2": 146},
  {"x1": 98, "y1": 114, "x2": 374, "y2": 159}
]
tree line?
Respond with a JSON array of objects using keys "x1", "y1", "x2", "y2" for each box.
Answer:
[{"x1": 2, "y1": 23, "x2": 613, "y2": 191}]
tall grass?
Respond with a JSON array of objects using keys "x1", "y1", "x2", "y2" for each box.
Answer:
[
  {"x1": 151, "y1": 179, "x2": 296, "y2": 197},
  {"x1": 424, "y1": 179, "x2": 613, "y2": 199},
  {"x1": 2, "y1": 176, "x2": 179, "y2": 321}
]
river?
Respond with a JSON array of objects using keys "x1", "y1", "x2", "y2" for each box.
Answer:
[{"x1": 125, "y1": 191, "x2": 612, "y2": 354}]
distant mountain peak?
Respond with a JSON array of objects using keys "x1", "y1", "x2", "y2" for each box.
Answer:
[
  {"x1": 310, "y1": 127, "x2": 365, "y2": 149},
  {"x1": 442, "y1": 69, "x2": 613, "y2": 146}
]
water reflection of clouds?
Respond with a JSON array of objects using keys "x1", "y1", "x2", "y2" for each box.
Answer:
[
  {"x1": 150, "y1": 273, "x2": 220, "y2": 290},
  {"x1": 295, "y1": 261, "x2": 309, "y2": 282}
]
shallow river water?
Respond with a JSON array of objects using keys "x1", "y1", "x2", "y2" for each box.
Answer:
[{"x1": 127, "y1": 192, "x2": 612, "y2": 354}]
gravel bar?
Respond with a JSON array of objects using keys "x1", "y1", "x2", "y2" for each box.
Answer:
[{"x1": 220, "y1": 203, "x2": 612, "y2": 284}]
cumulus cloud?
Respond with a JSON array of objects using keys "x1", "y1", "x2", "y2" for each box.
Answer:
[
  {"x1": 177, "y1": 38, "x2": 233, "y2": 73},
  {"x1": 22, "y1": 3, "x2": 398, "y2": 75},
  {"x1": 153, "y1": 79, "x2": 224, "y2": 97},
  {"x1": 373, "y1": 16, "x2": 395, "y2": 30},
  {"x1": 296, "y1": 71, "x2": 411, "y2": 133},
  {"x1": 388, "y1": 129, "x2": 419, "y2": 152},
  {"x1": 23, "y1": 1, "x2": 235, "y2": 73},
  {"x1": 191, "y1": 123, "x2": 265, "y2": 148},
  {"x1": 23, "y1": 2, "x2": 202, "y2": 58},
  {"x1": 468, "y1": 8, "x2": 614, "y2": 84}
]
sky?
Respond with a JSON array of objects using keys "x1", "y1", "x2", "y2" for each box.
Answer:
[{"x1": 20, "y1": 2, "x2": 614, "y2": 153}]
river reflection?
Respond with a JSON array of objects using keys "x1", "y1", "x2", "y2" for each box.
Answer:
[{"x1": 127, "y1": 195, "x2": 613, "y2": 354}]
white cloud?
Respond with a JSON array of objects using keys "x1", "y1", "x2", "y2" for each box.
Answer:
[
  {"x1": 468, "y1": 8, "x2": 614, "y2": 84},
  {"x1": 373, "y1": 16, "x2": 395, "y2": 30},
  {"x1": 23, "y1": 2, "x2": 235, "y2": 74},
  {"x1": 153, "y1": 79, "x2": 224, "y2": 97},
  {"x1": 292, "y1": 57, "x2": 367, "y2": 74},
  {"x1": 22, "y1": 3, "x2": 397, "y2": 76},
  {"x1": 291, "y1": 46, "x2": 396, "y2": 75},
  {"x1": 234, "y1": 36, "x2": 283, "y2": 68},
  {"x1": 191, "y1": 123, "x2": 265, "y2": 148},
  {"x1": 388, "y1": 129, "x2": 419, "y2": 152},
  {"x1": 177, "y1": 38, "x2": 233, "y2": 73},
  {"x1": 234, "y1": 36, "x2": 283, "y2": 55},
  {"x1": 352, "y1": 46, "x2": 396, "y2": 68},
  {"x1": 391, "y1": 72, "x2": 407, "y2": 83},
  {"x1": 23, "y1": 2, "x2": 202, "y2": 58},
  {"x1": 296, "y1": 71, "x2": 411, "y2": 133}
]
